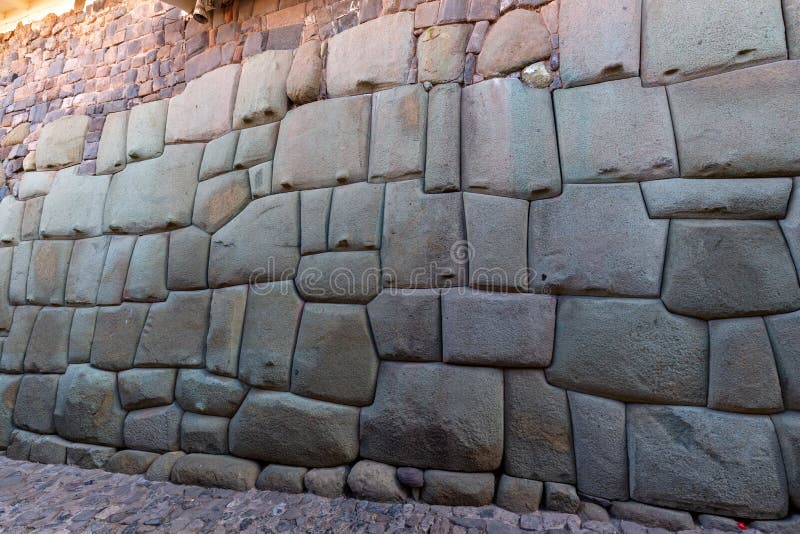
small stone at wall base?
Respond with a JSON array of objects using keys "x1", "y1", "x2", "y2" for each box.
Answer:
[
  {"x1": 106, "y1": 450, "x2": 160, "y2": 474},
  {"x1": 545, "y1": 482, "x2": 580, "y2": 514},
  {"x1": 66, "y1": 442, "x2": 116, "y2": 470},
  {"x1": 396, "y1": 467, "x2": 424, "y2": 488},
  {"x1": 519, "y1": 511, "x2": 581, "y2": 532},
  {"x1": 347, "y1": 460, "x2": 408, "y2": 502},
  {"x1": 256, "y1": 465, "x2": 308, "y2": 493},
  {"x1": 305, "y1": 466, "x2": 350, "y2": 497},
  {"x1": 609, "y1": 501, "x2": 695, "y2": 531},
  {"x1": 750, "y1": 515, "x2": 800, "y2": 533},
  {"x1": 145, "y1": 451, "x2": 186, "y2": 482},
  {"x1": 496, "y1": 475, "x2": 543, "y2": 513},
  {"x1": 421, "y1": 470, "x2": 495, "y2": 506},
  {"x1": 29, "y1": 435, "x2": 71, "y2": 464},
  {"x1": 578, "y1": 502, "x2": 610, "y2": 522},
  {"x1": 171, "y1": 453, "x2": 261, "y2": 491}
]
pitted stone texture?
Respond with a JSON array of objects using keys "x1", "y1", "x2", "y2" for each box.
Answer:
[
  {"x1": 609, "y1": 501, "x2": 695, "y2": 531},
  {"x1": 628, "y1": 405, "x2": 789, "y2": 519},
  {"x1": 123, "y1": 232, "x2": 168, "y2": 302},
  {"x1": 272, "y1": 96, "x2": 370, "y2": 192},
  {"x1": 104, "y1": 144, "x2": 203, "y2": 234},
  {"x1": 641, "y1": 0, "x2": 787, "y2": 85},
  {"x1": 166, "y1": 64, "x2": 241, "y2": 142},
  {"x1": 238, "y1": 281, "x2": 303, "y2": 390},
  {"x1": 328, "y1": 182, "x2": 383, "y2": 251},
  {"x1": 144, "y1": 451, "x2": 185, "y2": 481},
  {"x1": 208, "y1": 192, "x2": 299, "y2": 287},
  {"x1": 96, "y1": 110, "x2": 129, "y2": 174},
  {"x1": 256, "y1": 464, "x2": 307, "y2": 493},
  {"x1": 68, "y1": 308, "x2": 96, "y2": 364},
  {"x1": 708, "y1": 318, "x2": 783, "y2": 414},
  {"x1": 477, "y1": 10, "x2": 551, "y2": 77},
  {"x1": 124, "y1": 403, "x2": 183, "y2": 453},
  {"x1": 66, "y1": 442, "x2": 116, "y2": 470},
  {"x1": 171, "y1": 454, "x2": 261, "y2": 491},
  {"x1": 788, "y1": 0, "x2": 800, "y2": 58},
  {"x1": 463, "y1": 193, "x2": 528, "y2": 290},
  {"x1": 135, "y1": 290, "x2": 211, "y2": 368},
  {"x1": 229, "y1": 390, "x2": 360, "y2": 467},
  {"x1": 568, "y1": 392, "x2": 628, "y2": 501},
  {"x1": 326, "y1": 13, "x2": 415, "y2": 97},
  {"x1": 18, "y1": 171, "x2": 54, "y2": 200},
  {"x1": 347, "y1": 460, "x2": 408, "y2": 503},
  {"x1": 180, "y1": 412, "x2": 229, "y2": 454},
  {"x1": 192, "y1": 170, "x2": 251, "y2": 234},
  {"x1": 461, "y1": 79, "x2": 560, "y2": 200},
  {"x1": 24, "y1": 307, "x2": 73, "y2": 373},
  {"x1": 232, "y1": 50, "x2": 292, "y2": 129},
  {"x1": 248, "y1": 161, "x2": 272, "y2": 199},
  {"x1": 530, "y1": 184, "x2": 668, "y2": 297},
  {"x1": 765, "y1": 311, "x2": 800, "y2": 410},
  {"x1": 54, "y1": 364, "x2": 126, "y2": 447},
  {"x1": 29, "y1": 435, "x2": 71, "y2": 465},
  {"x1": 0, "y1": 248, "x2": 11, "y2": 332},
  {"x1": 544, "y1": 482, "x2": 580, "y2": 514},
  {"x1": 417, "y1": 24, "x2": 472, "y2": 83},
  {"x1": 6, "y1": 429, "x2": 36, "y2": 461},
  {"x1": 286, "y1": 39, "x2": 322, "y2": 105},
  {"x1": 175, "y1": 369, "x2": 247, "y2": 417},
  {"x1": 369, "y1": 85, "x2": 427, "y2": 183},
  {"x1": 127, "y1": 100, "x2": 168, "y2": 162},
  {"x1": 642, "y1": 178, "x2": 793, "y2": 219},
  {"x1": 167, "y1": 226, "x2": 210, "y2": 291},
  {"x1": 361, "y1": 362, "x2": 503, "y2": 471},
  {"x1": 0, "y1": 375, "x2": 20, "y2": 447},
  {"x1": 505, "y1": 369, "x2": 576, "y2": 483},
  {"x1": 35, "y1": 115, "x2": 90, "y2": 170},
  {"x1": 548, "y1": 297, "x2": 707, "y2": 404},
  {"x1": 305, "y1": 467, "x2": 349, "y2": 497},
  {"x1": 200, "y1": 131, "x2": 239, "y2": 181},
  {"x1": 668, "y1": 61, "x2": 800, "y2": 177},
  {"x1": 96, "y1": 235, "x2": 136, "y2": 306},
  {"x1": 291, "y1": 303, "x2": 379, "y2": 407},
  {"x1": 662, "y1": 220, "x2": 800, "y2": 319},
  {"x1": 26, "y1": 239, "x2": 72, "y2": 305},
  {"x1": 13, "y1": 374, "x2": 59, "y2": 434},
  {"x1": 296, "y1": 252, "x2": 381, "y2": 304},
  {"x1": 300, "y1": 188, "x2": 332, "y2": 255},
  {"x1": 425, "y1": 83, "x2": 460, "y2": 193},
  {"x1": 65, "y1": 236, "x2": 110, "y2": 305},
  {"x1": 0, "y1": 307, "x2": 41, "y2": 373},
  {"x1": 91, "y1": 303, "x2": 150, "y2": 371},
  {"x1": 554, "y1": 78, "x2": 678, "y2": 183},
  {"x1": 772, "y1": 412, "x2": 800, "y2": 508},
  {"x1": 496, "y1": 475, "x2": 543, "y2": 514},
  {"x1": 0, "y1": 196, "x2": 24, "y2": 245},
  {"x1": 442, "y1": 291, "x2": 555, "y2": 367},
  {"x1": 118, "y1": 368, "x2": 177, "y2": 410},
  {"x1": 559, "y1": 0, "x2": 642, "y2": 87},
  {"x1": 381, "y1": 180, "x2": 466, "y2": 288},
  {"x1": 206, "y1": 285, "x2": 247, "y2": 378},
  {"x1": 421, "y1": 471, "x2": 495, "y2": 506},
  {"x1": 233, "y1": 127, "x2": 278, "y2": 173},
  {"x1": 106, "y1": 450, "x2": 160, "y2": 474},
  {"x1": 21, "y1": 196, "x2": 43, "y2": 241},
  {"x1": 367, "y1": 289, "x2": 441, "y2": 362}
]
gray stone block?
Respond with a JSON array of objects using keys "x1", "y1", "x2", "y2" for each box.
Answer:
[
  {"x1": 0, "y1": 247, "x2": 10, "y2": 333},
  {"x1": 39, "y1": 168, "x2": 110, "y2": 239},
  {"x1": 461, "y1": 79, "x2": 560, "y2": 200},
  {"x1": 248, "y1": 161, "x2": 272, "y2": 198},
  {"x1": 424, "y1": 83, "x2": 460, "y2": 193},
  {"x1": 6, "y1": 429, "x2": 37, "y2": 461},
  {"x1": 305, "y1": 466, "x2": 349, "y2": 497},
  {"x1": 256, "y1": 464, "x2": 307, "y2": 493},
  {"x1": 396, "y1": 467, "x2": 423, "y2": 488},
  {"x1": 662, "y1": 220, "x2": 800, "y2": 319},
  {"x1": 180, "y1": 412, "x2": 228, "y2": 454},
  {"x1": 417, "y1": 24, "x2": 471, "y2": 83},
  {"x1": 750, "y1": 515, "x2": 800, "y2": 533},
  {"x1": 368, "y1": 84, "x2": 427, "y2": 183},
  {"x1": 96, "y1": 235, "x2": 136, "y2": 305},
  {"x1": 200, "y1": 130, "x2": 239, "y2": 181},
  {"x1": 628, "y1": 405, "x2": 789, "y2": 519},
  {"x1": 544, "y1": 482, "x2": 580, "y2": 513},
  {"x1": 144, "y1": 451, "x2": 185, "y2": 481},
  {"x1": 361, "y1": 362, "x2": 503, "y2": 471},
  {"x1": 124, "y1": 403, "x2": 183, "y2": 452},
  {"x1": 66, "y1": 442, "x2": 116, "y2": 470},
  {"x1": 272, "y1": 96, "x2": 371, "y2": 192},
  {"x1": 772, "y1": 412, "x2": 800, "y2": 508},
  {"x1": 167, "y1": 226, "x2": 210, "y2": 290},
  {"x1": 26, "y1": 239, "x2": 72, "y2": 305},
  {"x1": 232, "y1": 50, "x2": 292, "y2": 129},
  {"x1": 233, "y1": 123, "x2": 279, "y2": 170},
  {"x1": 123, "y1": 232, "x2": 168, "y2": 302},
  {"x1": 0, "y1": 306, "x2": 41, "y2": 373},
  {"x1": 127, "y1": 100, "x2": 168, "y2": 162},
  {"x1": 175, "y1": 369, "x2": 247, "y2": 417},
  {"x1": 367, "y1": 289, "x2": 441, "y2": 362},
  {"x1": 172, "y1": 453, "x2": 260, "y2": 490},
  {"x1": 609, "y1": 501, "x2": 695, "y2": 531},
  {"x1": 476, "y1": 9, "x2": 550, "y2": 77},
  {"x1": 135, "y1": 290, "x2": 211, "y2": 368},
  {"x1": 765, "y1": 311, "x2": 800, "y2": 410},
  {"x1": 295, "y1": 252, "x2": 380, "y2": 304},
  {"x1": 300, "y1": 188, "x2": 332, "y2": 255},
  {"x1": 496, "y1": 475, "x2": 543, "y2": 514},
  {"x1": 24, "y1": 306, "x2": 72, "y2": 373},
  {"x1": 21, "y1": 196, "x2": 43, "y2": 241},
  {"x1": 548, "y1": 297, "x2": 707, "y2": 404},
  {"x1": 192, "y1": 170, "x2": 251, "y2": 234},
  {"x1": 286, "y1": 39, "x2": 321, "y2": 105},
  {"x1": 13, "y1": 374, "x2": 59, "y2": 434},
  {"x1": 29, "y1": 434, "x2": 71, "y2": 464},
  {"x1": 18, "y1": 171, "x2": 54, "y2": 200},
  {"x1": 118, "y1": 368, "x2": 177, "y2": 410},
  {"x1": 65, "y1": 236, "x2": 110, "y2": 305},
  {"x1": 9, "y1": 241, "x2": 32, "y2": 305},
  {"x1": 0, "y1": 375, "x2": 20, "y2": 447},
  {"x1": 166, "y1": 64, "x2": 240, "y2": 143},
  {"x1": 328, "y1": 182, "x2": 383, "y2": 251},
  {"x1": 421, "y1": 471, "x2": 495, "y2": 506},
  {"x1": 106, "y1": 450, "x2": 160, "y2": 474},
  {"x1": 788, "y1": 0, "x2": 800, "y2": 59},
  {"x1": 0, "y1": 196, "x2": 24, "y2": 245},
  {"x1": 55, "y1": 364, "x2": 126, "y2": 447},
  {"x1": 96, "y1": 110, "x2": 129, "y2": 175},
  {"x1": 35, "y1": 115, "x2": 90, "y2": 170},
  {"x1": 347, "y1": 460, "x2": 408, "y2": 502},
  {"x1": 91, "y1": 303, "x2": 150, "y2": 371},
  {"x1": 206, "y1": 285, "x2": 247, "y2": 378},
  {"x1": 229, "y1": 390, "x2": 360, "y2": 467}
]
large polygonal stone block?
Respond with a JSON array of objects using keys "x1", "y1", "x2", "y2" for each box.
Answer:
[
  {"x1": 628, "y1": 405, "x2": 789, "y2": 519},
  {"x1": 229, "y1": 390, "x2": 360, "y2": 467},
  {"x1": 124, "y1": 403, "x2": 183, "y2": 453},
  {"x1": 0, "y1": 247, "x2": 12, "y2": 332},
  {"x1": 421, "y1": 471, "x2": 495, "y2": 507},
  {"x1": 199, "y1": 130, "x2": 238, "y2": 181},
  {"x1": 8, "y1": 242, "x2": 32, "y2": 305},
  {"x1": 476, "y1": 9, "x2": 551, "y2": 77},
  {"x1": 233, "y1": 123, "x2": 279, "y2": 170},
  {"x1": 554, "y1": 78, "x2": 678, "y2": 183},
  {"x1": 368, "y1": 84, "x2": 427, "y2": 183},
  {"x1": 461, "y1": 79, "x2": 560, "y2": 200},
  {"x1": 667, "y1": 61, "x2": 800, "y2": 177},
  {"x1": 118, "y1": 368, "x2": 177, "y2": 410},
  {"x1": 425, "y1": 83, "x2": 460, "y2": 193},
  {"x1": 29, "y1": 435, "x2": 72, "y2": 465},
  {"x1": 106, "y1": 450, "x2": 159, "y2": 474},
  {"x1": 417, "y1": 24, "x2": 471, "y2": 83},
  {"x1": 167, "y1": 226, "x2": 210, "y2": 290},
  {"x1": 18, "y1": 171, "x2": 54, "y2": 200},
  {"x1": 165, "y1": 64, "x2": 241, "y2": 142},
  {"x1": 787, "y1": 0, "x2": 800, "y2": 58},
  {"x1": 171, "y1": 453, "x2": 260, "y2": 491},
  {"x1": 367, "y1": 289, "x2": 441, "y2": 362},
  {"x1": 91, "y1": 303, "x2": 150, "y2": 371},
  {"x1": 127, "y1": 100, "x2": 168, "y2": 161},
  {"x1": 21, "y1": 196, "x2": 43, "y2": 241},
  {"x1": 104, "y1": 143, "x2": 203, "y2": 234},
  {"x1": 65, "y1": 236, "x2": 110, "y2": 305},
  {"x1": 548, "y1": 297, "x2": 708, "y2": 405},
  {"x1": 0, "y1": 195, "x2": 24, "y2": 245},
  {"x1": 272, "y1": 96, "x2": 371, "y2": 192},
  {"x1": 765, "y1": 311, "x2": 800, "y2": 410},
  {"x1": 360, "y1": 362, "x2": 503, "y2": 471},
  {"x1": 0, "y1": 375, "x2": 21, "y2": 447},
  {"x1": 68, "y1": 307, "x2": 96, "y2": 364},
  {"x1": 206, "y1": 285, "x2": 247, "y2": 378},
  {"x1": 24, "y1": 306, "x2": 73, "y2": 373},
  {"x1": 96, "y1": 110, "x2": 129, "y2": 174},
  {"x1": 192, "y1": 170, "x2": 251, "y2": 234},
  {"x1": 300, "y1": 188, "x2": 332, "y2": 255},
  {"x1": 326, "y1": 12, "x2": 415, "y2": 97},
  {"x1": 662, "y1": 220, "x2": 800, "y2": 319},
  {"x1": 123, "y1": 232, "x2": 168, "y2": 302},
  {"x1": 529, "y1": 184, "x2": 668, "y2": 297},
  {"x1": 95, "y1": 235, "x2": 136, "y2": 305},
  {"x1": 328, "y1": 182, "x2": 383, "y2": 251},
  {"x1": 175, "y1": 369, "x2": 247, "y2": 417},
  {"x1": 66, "y1": 442, "x2": 116, "y2": 470},
  {"x1": 772, "y1": 412, "x2": 800, "y2": 508},
  {"x1": 248, "y1": 161, "x2": 272, "y2": 199},
  {"x1": 180, "y1": 412, "x2": 228, "y2": 454},
  {"x1": 295, "y1": 252, "x2": 381, "y2": 304},
  {"x1": 13, "y1": 374, "x2": 59, "y2": 434},
  {"x1": 0, "y1": 306, "x2": 41, "y2": 373},
  {"x1": 286, "y1": 39, "x2": 322, "y2": 105},
  {"x1": 232, "y1": 50, "x2": 292, "y2": 129},
  {"x1": 26, "y1": 239, "x2": 73, "y2": 305},
  {"x1": 641, "y1": 0, "x2": 787, "y2": 86},
  {"x1": 36, "y1": 115, "x2": 90, "y2": 170}
]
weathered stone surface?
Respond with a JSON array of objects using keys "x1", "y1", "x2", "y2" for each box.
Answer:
[
  {"x1": 6, "y1": 429, "x2": 36, "y2": 461},
  {"x1": 36, "y1": 115, "x2": 90, "y2": 170},
  {"x1": 382, "y1": 180, "x2": 466, "y2": 288},
  {"x1": 750, "y1": 516, "x2": 800, "y2": 534},
  {"x1": 256, "y1": 465, "x2": 307, "y2": 493},
  {"x1": 66, "y1": 442, "x2": 116, "y2": 470},
  {"x1": 205, "y1": 286, "x2": 247, "y2": 378},
  {"x1": 135, "y1": 290, "x2": 211, "y2": 368},
  {"x1": 554, "y1": 78, "x2": 677, "y2": 183},
  {"x1": 668, "y1": 61, "x2": 800, "y2": 177},
  {"x1": 248, "y1": 161, "x2": 272, "y2": 199},
  {"x1": 396, "y1": 467, "x2": 424, "y2": 488},
  {"x1": 463, "y1": 193, "x2": 528, "y2": 290},
  {"x1": 559, "y1": 0, "x2": 641, "y2": 87},
  {"x1": 208, "y1": 192, "x2": 299, "y2": 287},
  {"x1": 65, "y1": 236, "x2": 110, "y2": 305},
  {"x1": 496, "y1": 475, "x2": 543, "y2": 514},
  {"x1": 300, "y1": 188, "x2": 332, "y2": 255},
  {"x1": 180, "y1": 412, "x2": 228, "y2": 454},
  {"x1": 238, "y1": 281, "x2": 302, "y2": 389},
  {"x1": 367, "y1": 289, "x2": 441, "y2": 362},
  {"x1": 0, "y1": 196, "x2": 24, "y2": 245},
  {"x1": 505, "y1": 369, "x2": 576, "y2": 483},
  {"x1": 104, "y1": 144, "x2": 203, "y2": 234},
  {"x1": 0, "y1": 248, "x2": 10, "y2": 332},
  {"x1": 347, "y1": 460, "x2": 408, "y2": 502},
  {"x1": 610, "y1": 501, "x2": 695, "y2": 531},
  {"x1": 272, "y1": 96, "x2": 370, "y2": 192},
  {"x1": 26, "y1": 239, "x2": 72, "y2": 305},
  {"x1": 461, "y1": 79, "x2": 560, "y2": 200},
  {"x1": 106, "y1": 450, "x2": 160, "y2": 474},
  {"x1": 662, "y1": 220, "x2": 800, "y2": 319},
  {"x1": 19, "y1": 171, "x2": 54, "y2": 200},
  {"x1": 530, "y1": 184, "x2": 667, "y2": 296},
  {"x1": 361, "y1": 362, "x2": 503, "y2": 471},
  {"x1": 326, "y1": 13, "x2": 415, "y2": 97},
  {"x1": 192, "y1": 170, "x2": 251, "y2": 234},
  {"x1": 29, "y1": 435, "x2": 71, "y2": 464},
  {"x1": 291, "y1": 303, "x2": 379, "y2": 406},
  {"x1": 0, "y1": 306, "x2": 41, "y2": 373},
  {"x1": 123, "y1": 232, "x2": 168, "y2": 302},
  {"x1": 175, "y1": 369, "x2": 246, "y2": 417},
  {"x1": 118, "y1": 368, "x2": 176, "y2": 411},
  {"x1": 295, "y1": 252, "x2": 380, "y2": 304},
  {"x1": 417, "y1": 24, "x2": 471, "y2": 83},
  {"x1": 421, "y1": 471, "x2": 495, "y2": 506},
  {"x1": 96, "y1": 235, "x2": 136, "y2": 305},
  {"x1": 628, "y1": 405, "x2": 788, "y2": 519},
  {"x1": 788, "y1": 0, "x2": 800, "y2": 59},
  {"x1": 521, "y1": 61, "x2": 553, "y2": 88},
  {"x1": 144, "y1": 451, "x2": 185, "y2": 481},
  {"x1": 0, "y1": 375, "x2": 20, "y2": 447},
  {"x1": 641, "y1": 0, "x2": 787, "y2": 85},
  {"x1": 91, "y1": 303, "x2": 149, "y2": 371},
  {"x1": 305, "y1": 467, "x2": 349, "y2": 497},
  {"x1": 545, "y1": 482, "x2": 580, "y2": 514},
  {"x1": 199, "y1": 131, "x2": 239, "y2": 181},
  {"x1": 167, "y1": 226, "x2": 209, "y2": 290},
  {"x1": 477, "y1": 10, "x2": 550, "y2": 77},
  {"x1": 548, "y1": 297, "x2": 707, "y2": 404},
  {"x1": 124, "y1": 403, "x2": 183, "y2": 452},
  {"x1": 772, "y1": 412, "x2": 800, "y2": 509},
  {"x1": 1, "y1": 122, "x2": 29, "y2": 147},
  {"x1": 328, "y1": 182, "x2": 383, "y2": 250},
  {"x1": 96, "y1": 110, "x2": 129, "y2": 174},
  {"x1": 568, "y1": 392, "x2": 628, "y2": 500},
  {"x1": 425, "y1": 83, "x2": 460, "y2": 193},
  {"x1": 286, "y1": 39, "x2": 322, "y2": 105},
  {"x1": 166, "y1": 64, "x2": 241, "y2": 142},
  {"x1": 13, "y1": 374, "x2": 59, "y2": 434},
  {"x1": 232, "y1": 50, "x2": 292, "y2": 129},
  {"x1": 127, "y1": 100, "x2": 168, "y2": 162},
  {"x1": 233, "y1": 123, "x2": 279, "y2": 170},
  {"x1": 765, "y1": 311, "x2": 800, "y2": 410},
  {"x1": 24, "y1": 306, "x2": 72, "y2": 373},
  {"x1": 229, "y1": 390, "x2": 360, "y2": 467},
  {"x1": 20, "y1": 196, "x2": 43, "y2": 241},
  {"x1": 54, "y1": 364, "x2": 126, "y2": 447}
]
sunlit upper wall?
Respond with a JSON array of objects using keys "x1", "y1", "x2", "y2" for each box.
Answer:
[{"x1": 0, "y1": 0, "x2": 93, "y2": 33}]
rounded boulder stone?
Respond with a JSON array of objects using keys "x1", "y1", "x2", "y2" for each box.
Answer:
[{"x1": 347, "y1": 460, "x2": 408, "y2": 503}]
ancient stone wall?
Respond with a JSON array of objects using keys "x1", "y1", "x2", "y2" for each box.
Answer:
[{"x1": 1, "y1": 0, "x2": 800, "y2": 530}]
